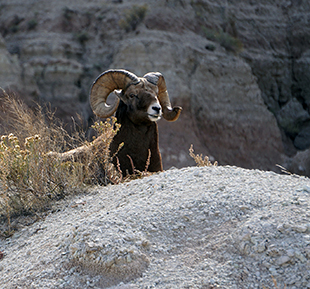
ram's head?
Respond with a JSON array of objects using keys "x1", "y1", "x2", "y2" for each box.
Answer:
[{"x1": 90, "y1": 69, "x2": 182, "y2": 124}]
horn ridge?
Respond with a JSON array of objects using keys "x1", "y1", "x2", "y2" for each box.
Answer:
[
  {"x1": 143, "y1": 72, "x2": 161, "y2": 85},
  {"x1": 90, "y1": 69, "x2": 139, "y2": 118}
]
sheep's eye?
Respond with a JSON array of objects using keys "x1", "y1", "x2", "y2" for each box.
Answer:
[{"x1": 129, "y1": 93, "x2": 138, "y2": 98}]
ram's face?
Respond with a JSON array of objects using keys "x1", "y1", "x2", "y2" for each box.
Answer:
[
  {"x1": 90, "y1": 69, "x2": 182, "y2": 122},
  {"x1": 121, "y1": 80, "x2": 162, "y2": 124}
]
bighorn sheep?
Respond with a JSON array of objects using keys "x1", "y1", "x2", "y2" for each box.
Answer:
[
  {"x1": 90, "y1": 69, "x2": 182, "y2": 176},
  {"x1": 52, "y1": 69, "x2": 182, "y2": 177}
]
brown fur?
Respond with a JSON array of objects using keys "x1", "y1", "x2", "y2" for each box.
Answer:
[
  {"x1": 51, "y1": 70, "x2": 181, "y2": 178},
  {"x1": 110, "y1": 83, "x2": 163, "y2": 176}
]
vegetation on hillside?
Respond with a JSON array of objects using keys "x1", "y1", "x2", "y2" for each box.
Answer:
[
  {"x1": 119, "y1": 4, "x2": 148, "y2": 32},
  {"x1": 0, "y1": 91, "x2": 121, "y2": 236}
]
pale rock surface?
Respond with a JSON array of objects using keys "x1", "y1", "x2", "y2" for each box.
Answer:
[
  {"x1": 0, "y1": 35, "x2": 22, "y2": 91},
  {"x1": 1, "y1": 166, "x2": 310, "y2": 288},
  {"x1": 190, "y1": 51, "x2": 283, "y2": 170}
]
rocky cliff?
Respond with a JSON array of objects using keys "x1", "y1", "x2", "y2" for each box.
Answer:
[{"x1": 0, "y1": 0, "x2": 310, "y2": 175}]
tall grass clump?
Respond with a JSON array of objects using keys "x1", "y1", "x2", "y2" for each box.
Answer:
[{"x1": 0, "y1": 91, "x2": 120, "y2": 235}]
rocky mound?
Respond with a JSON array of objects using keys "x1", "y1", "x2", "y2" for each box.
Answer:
[{"x1": 1, "y1": 166, "x2": 310, "y2": 288}]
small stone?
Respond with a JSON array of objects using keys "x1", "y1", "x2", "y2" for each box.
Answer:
[
  {"x1": 262, "y1": 260, "x2": 271, "y2": 268},
  {"x1": 287, "y1": 249, "x2": 295, "y2": 257},
  {"x1": 277, "y1": 224, "x2": 286, "y2": 233},
  {"x1": 302, "y1": 185, "x2": 310, "y2": 193},
  {"x1": 69, "y1": 267, "x2": 76, "y2": 274},
  {"x1": 292, "y1": 225, "x2": 308, "y2": 233},
  {"x1": 269, "y1": 267, "x2": 277, "y2": 275},
  {"x1": 239, "y1": 242, "x2": 251, "y2": 255},
  {"x1": 295, "y1": 250, "x2": 307, "y2": 262},
  {"x1": 96, "y1": 256, "x2": 101, "y2": 263},
  {"x1": 141, "y1": 240, "x2": 150, "y2": 247},
  {"x1": 239, "y1": 205, "x2": 250, "y2": 211},
  {"x1": 241, "y1": 233, "x2": 252, "y2": 242},
  {"x1": 126, "y1": 254, "x2": 132, "y2": 263},
  {"x1": 266, "y1": 244, "x2": 280, "y2": 257},
  {"x1": 277, "y1": 255, "x2": 291, "y2": 266},
  {"x1": 304, "y1": 247, "x2": 310, "y2": 259},
  {"x1": 255, "y1": 241, "x2": 267, "y2": 253}
]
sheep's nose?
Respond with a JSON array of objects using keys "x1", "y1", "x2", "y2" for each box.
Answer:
[{"x1": 152, "y1": 106, "x2": 161, "y2": 114}]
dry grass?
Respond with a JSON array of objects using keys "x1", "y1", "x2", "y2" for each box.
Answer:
[
  {"x1": 189, "y1": 144, "x2": 218, "y2": 167},
  {"x1": 275, "y1": 164, "x2": 292, "y2": 175},
  {"x1": 123, "y1": 149, "x2": 153, "y2": 181},
  {"x1": 263, "y1": 275, "x2": 287, "y2": 289},
  {"x1": 0, "y1": 91, "x2": 121, "y2": 236}
]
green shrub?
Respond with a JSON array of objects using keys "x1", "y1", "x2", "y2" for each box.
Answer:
[
  {"x1": 119, "y1": 4, "x2": 148, "y2": 32},
  {"x1": 74, "y1": 31, "x2": 89, "y2": 44},
  {"x1": 63, "y1": 7, "x2": 75, "y2": 21},
  {"x1": 27, "y1": 19, "x2": 37, "y2": 30},
  {"x1": 202, "y1": 27, "x2": 243, "y2": 53},
  {"x1": 10, "y1": 25, "x2": 19, "y2": 33}
]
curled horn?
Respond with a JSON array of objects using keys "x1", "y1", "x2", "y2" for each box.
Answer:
[
  {"x1": 143, "y1": 72, "x2": 182, "y2": 121},
  {"x1": 90, "y1": 69, "x2": 139, "y2": 118}
]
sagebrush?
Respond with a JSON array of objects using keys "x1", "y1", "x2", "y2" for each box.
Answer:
[{"x1": 0, "y1": 91, "x2": 120, "y2": 234}]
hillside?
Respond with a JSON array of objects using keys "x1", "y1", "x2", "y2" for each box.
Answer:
[
  {"x1": 1, "y1": 166, "x2": 310, "y2": 288},
  {"x1": 1, "y1": 1, "x2": 310, "y2": 175}
]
